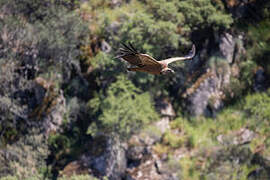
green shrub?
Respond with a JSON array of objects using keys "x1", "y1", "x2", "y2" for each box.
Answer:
[
  {"x1": 48, "y1": 134, "x2": 71, "y2": 152},
  {"x1": 244, "y1": 92, "x2": 270, "y2": 121},
  {"x1": 119, "y1": 11, "x2": 179, "y2": 59},
  {"x1": 243, "y1": 92, "x2": 270, "y2": 134},
  {"x1": 87, "y1": 75, "x2": 159, "y2": 139},
  {"x1": 180, "y1": 117, "x2": 217, "y2": 148},
  {"x1": 163, "y1": 131, "x2": 185, "y2": 149},
  {"x1": 215, "y1": 108, "x2": 245, "y2": 134},
  {"x1": 168, "y1": 108, "x2": 245, "y2": 150},
  {"x1": 146, "y1": 0, "x2": 183, "y2": 23}
]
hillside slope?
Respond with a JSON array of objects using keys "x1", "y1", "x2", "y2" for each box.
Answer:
[{"x1": 0, "y1": 0, "x2": 269, "y2": 179}]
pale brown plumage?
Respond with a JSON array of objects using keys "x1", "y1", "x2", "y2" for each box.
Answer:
[{"x1": 116, "y1": 43, "x2": 196, "y2": 75}]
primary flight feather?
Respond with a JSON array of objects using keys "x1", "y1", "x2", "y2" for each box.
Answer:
[{"x1": 116, "y1": 43, "x2": 196, "y2": 75}]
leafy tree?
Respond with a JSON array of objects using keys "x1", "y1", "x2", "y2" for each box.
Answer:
[
  {"x1": 146, "y1": 0, "x2": 183, "y2": 23},
  {"x1": 119, "y1": 9, "x2": 179, "y2": 59},
  {"x1": 118, "y1": 0, "x2": 233, "y2": 53},
  {"x1": 176, "y1": 0, "x2": 232, "y2": 29},
  {"x1": 88, "y1": 75, "x2": 159, "y2": 139}
]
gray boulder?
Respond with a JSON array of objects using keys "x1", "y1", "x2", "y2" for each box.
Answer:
[{"x1": 80, "y1": 135, "x2": 126, "y2": 180}]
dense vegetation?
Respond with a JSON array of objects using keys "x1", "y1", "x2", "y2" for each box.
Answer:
[{"x1": 0, "y1": 0, "x2": 269, "y2": 179}]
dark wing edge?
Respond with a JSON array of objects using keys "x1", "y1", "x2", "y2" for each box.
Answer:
[
  {"x1": 115, "y1": 42, "x2": 146, "y2": 67},
  {"x1": 115, "y1": 42, "x2": 138, "y2": 59},
  {"x1": 115, "y1": 42, "x2": 161, "y2": 68}
]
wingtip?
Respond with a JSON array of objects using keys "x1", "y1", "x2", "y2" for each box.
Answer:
[
  {"x1": 128, "y1": 42, "x2": 138, "y2": 53},
  {"x1": 120, "y1": 42, "x2": 127, "y2": 48},
  {"x1": 190, "y1": 44, "x2": 196, "y2": 58},
  {"x1": 192, "y1": 44, "x2": 195, "y2": 51},
  {"x1": 120, "y1": 42, "x2": 137, "y2": 54}
]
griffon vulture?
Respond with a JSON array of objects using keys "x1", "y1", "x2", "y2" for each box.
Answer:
[{"x1": 116, "y1": 43, "x2": 195, "y2": 75}]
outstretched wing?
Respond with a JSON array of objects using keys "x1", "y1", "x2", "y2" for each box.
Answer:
[
  {"x1": 116, "y1": 43, "x2": 162, "y2": 68},
  {"x1": 160, "y1": 44, "x2": 196, "y2": 65}
]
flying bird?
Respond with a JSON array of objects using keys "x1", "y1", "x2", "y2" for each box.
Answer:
[{"x1": 116, "y1": 43, "x2": 196, "y2": 75}]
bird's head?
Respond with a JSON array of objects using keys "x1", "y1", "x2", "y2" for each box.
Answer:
[{"x1": 161, "y1": 67, "x2": 175, "y2": 75}]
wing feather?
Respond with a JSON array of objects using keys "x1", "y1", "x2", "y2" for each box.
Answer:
[
  {"x1": 139, "y1": 54, "x2": 162, "y2": 66},
  {"x1": 117, "y1": 43, "x2": 162, "y2": 68}
]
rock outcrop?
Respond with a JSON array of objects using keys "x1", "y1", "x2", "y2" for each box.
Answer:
[
  {"x1": 61, "y1": 135, "x2": 126, "y2": 180},
  {"x1": 185, "y1": 33, "x2": 245, "y2": 116},
  {"x1": 31, "y1": 77, "x2": 66, "y2": 135}
]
